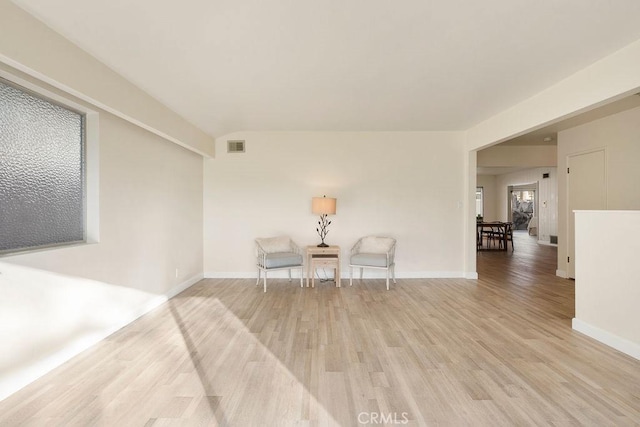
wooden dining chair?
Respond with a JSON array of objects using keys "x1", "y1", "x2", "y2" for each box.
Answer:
[
  {"x1": 481, "y1": 222, "x2": 501, "y2": 249},
  {"x1": 500, "y1": 222, "x2": 514, "y2": 250}
]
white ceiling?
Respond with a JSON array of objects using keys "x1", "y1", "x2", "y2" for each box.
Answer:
[{"x1": 13, "y1": 0, "x2": 640, "y2": 138}]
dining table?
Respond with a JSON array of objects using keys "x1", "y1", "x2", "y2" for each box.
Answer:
[{"x1": 477, "y1": 221, "x2": 511, "y2": 251}]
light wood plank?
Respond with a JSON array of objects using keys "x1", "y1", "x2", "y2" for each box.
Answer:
[{"x1": 1, "y1": 232, "x2": 639, "y2": 425}]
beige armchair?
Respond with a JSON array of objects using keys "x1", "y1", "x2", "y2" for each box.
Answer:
[
  {"x1": 528, "y1": 216, "x2": 538, "y2": 236},
  {"x1": 349, "y1": 236, "x2": 397, "y2": 290},
  {"x1": 255, "y1": 236, "x2": 304, "y2": 292}
]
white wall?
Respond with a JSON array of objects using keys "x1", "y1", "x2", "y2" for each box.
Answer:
[
  {"x1": 477, "y1": 145, "x2": 557, "y2": 168},
  {"x1": 573, "y1": 210, "x2": 640, "y2": 360},
  {"x1": 0, "y1": 108, "x2": 205, "y2": 401},
  {"x1": 3, "y1": 113, "x2": 205, "y2": 291},
  {"x1": 494, "y1": 168, "x2": 558, "y2": 243},
  {"x1": 557, "y1": 105, "x2": 640, "y2": 275},
  {"x1": 476, "y1": 175, "x2": 497, "y2": 222},
  {"x1": 0, "y1": 3, "x2": 210, "y2": 401},
  {"x1": 204, "y1": 132, "x2": 467, "y2": 278}
]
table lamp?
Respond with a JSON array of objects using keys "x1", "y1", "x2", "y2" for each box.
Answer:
[{"x1": 312, "y1": 196, "x2": 336, "y2": 247}]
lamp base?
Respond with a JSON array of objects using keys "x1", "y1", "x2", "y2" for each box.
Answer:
[{"x1": 317, "y1": 243, "x2": 329, "y2": 247}]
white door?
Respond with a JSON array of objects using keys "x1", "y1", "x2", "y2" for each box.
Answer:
[{"x1": 567, "y1": 150, "x2": 606, "y2": 278}]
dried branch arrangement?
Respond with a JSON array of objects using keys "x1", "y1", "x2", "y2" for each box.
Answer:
[{"x1": 316, "y1": 214, "x2": 331, "y2": 247}]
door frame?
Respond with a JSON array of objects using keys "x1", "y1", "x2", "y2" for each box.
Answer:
[{"x1": 566, "y1": 147, "x2": 608, "y2": 278}]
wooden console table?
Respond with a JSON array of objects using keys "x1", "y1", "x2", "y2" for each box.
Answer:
[{"x1": 306, "y1": 245, "x2": 341, "y2": 288}]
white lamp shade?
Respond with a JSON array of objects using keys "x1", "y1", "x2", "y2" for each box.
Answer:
[{"x1": 312, "y1": 197, "x2": 336, "y2": 215}]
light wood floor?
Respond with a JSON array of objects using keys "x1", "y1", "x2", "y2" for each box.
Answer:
[{"x1": 1, "y1": 232, "x2": 639, "y2": 426}]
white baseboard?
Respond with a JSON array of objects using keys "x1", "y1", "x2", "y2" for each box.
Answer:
[
  {"x1": 537, "y1": 240, "x2": 557, "y2": 247},
  {"x1": 0, "y1": 274, "x2": 203, "y2": 403},
  {"x1": 204, "y1": 272, "x2": 260, "y2": 279},
  {"x1": 572, "y1": 318, "x2": 640, "y2": 360},
  {"x1": 556, "y1": 269, "x2": 568, "y2": 278},
  {"x1": 397, "y1": 271, "x2": 467, "y2": 279},
  {"x1": 166, "y1": 273, "x2": 204, "y2": 299},
  {"x1": 204, "y1": 271, "x2": 469, "y2": 279}
]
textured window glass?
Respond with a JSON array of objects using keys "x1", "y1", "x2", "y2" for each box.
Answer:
[{"x1": 0, "y1": 80, "x2": 85, "y2": 252}]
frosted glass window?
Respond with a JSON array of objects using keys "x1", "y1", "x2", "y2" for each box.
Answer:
[{"x1": 0, "y1": 79, "x2": 85, "y2": 253}]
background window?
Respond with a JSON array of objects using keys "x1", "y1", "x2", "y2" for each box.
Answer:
[
  {"x1": 476, "y1": 187, "x2": 484, "y2": 218},
  {"x1": 0, "y1": 79, "x2": 85, "y2": 253}
]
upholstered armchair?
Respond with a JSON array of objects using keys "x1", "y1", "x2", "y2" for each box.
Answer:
[
  {"x1": 255, "y1": 236, "x2": 304, "y2": 292},
  {"x1": 528, "y1": 216, "x2": 538, "y2": 236},
  {"x1": 349, "y1": 236, "x2": 397, "y2": 290}
]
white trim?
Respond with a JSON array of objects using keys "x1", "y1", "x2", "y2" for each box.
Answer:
[
  {"x1": 84, "y1": 112, "x2": 100, "y2": 243},
  {"x1": 0, "y1": 68, "x2": 96, "y2": 114},
  {"x1": 572, "y1": 318, "x2": 640, "y2": 360},
  {"x1": 204, "y1": 271, "x2": 303, "y2": 279},
  {"x1": 0, "y1": 274, "x2": 203, "y2": 403},
  {"x1": 0, "y1": 54, "x2": 212, "y2": 159},
  {"x1": 396, "y1": 271, "x2": 467, "y2": 279},
  {"x1": 556, "y1": 269, "x2": 568, "y2": 278},
  {"x1": 573, "y1": 210, "x2": 640, "y2": 214},
  {"x1": 465, "y1": 272, "x2": 479, "y2": 279},
  {"x1": 166, "y1": 273, "x2": 204, "y2": 299},
  {"x1": 537, "y1": 240, "x2": 557, "y2": 247},
  {"x1": 204, "y1": 271, "x2": 469, "y2": 279}
]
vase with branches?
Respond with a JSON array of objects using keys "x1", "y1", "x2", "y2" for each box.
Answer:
[{"x1": 316, "y1": 214, "x2": 331, "y2": 247}]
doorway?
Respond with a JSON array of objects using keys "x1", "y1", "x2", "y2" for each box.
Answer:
[{"x1": 509, "y1": 184, "x2": 537, "y2": 230}]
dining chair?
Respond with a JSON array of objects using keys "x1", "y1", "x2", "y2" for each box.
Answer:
[
  {"x1": 497, "y1": 222, "x2": 514, "y2": 250},
  {"x1": 481, "y1": 222, "x2": 500, "y2": 249}
]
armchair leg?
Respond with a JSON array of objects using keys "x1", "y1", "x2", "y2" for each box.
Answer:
[
  {"x1": 350, "y1": 267, "x2": 353, "y2": 286},
  {"x1": 288, "y1": 269, "x2": 292, "y2": 282},
  {"x1": 386, "y1": 270, "x2": 390, "y2": 291},
  {"x1": 256, "y1": 268, "x2": 260, "y2": 286},
  {"x1": 392, "y1": 265, "x2": 396, "y2": 284},
  {"x1": 359, "y1": 267, "x2": 363, "y2": 279},
  {"x1": 300, "y1": 267, "x2": 303, "y2": 287},
  {"x1": 263, "y1": 273, "x2": 267, "y2": 293}
]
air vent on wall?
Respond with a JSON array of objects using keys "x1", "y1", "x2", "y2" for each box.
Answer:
[
  {"x1": 542, "y1": 172, "x2": 550, "y2": 179},
  {"x1": 227, "y1": 140, "x2": 245, "y2": 153}
]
